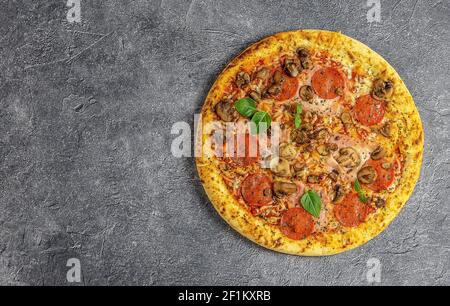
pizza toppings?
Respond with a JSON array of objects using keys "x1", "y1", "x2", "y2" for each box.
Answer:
[
  {"x1": 212, "y1": 45, "x2": 406, "y2": 239},
  {"x1": 215, "y1": 100, "x2": 239, "y2": 122},
  {"x1": 334, "y1": 193, "x2": 370, "y2": 227},
  {"x1": 354, "y1": 95, "x2": 386, "y2": 126},
  {"x1": 363, "y1": 158, "x2": 396, "y2": 192},
  {"x1": 357, "y1": 166, "x2": 377, "y2": 184},
  {"x1": 336, "y1": 147, "x2": 361, "y2": 169},
  {"x1": 370, "y1": 146, "x2": 385, "y2": 160},
  {"x1": 299, "y1": 85, "x2": 314, "y2": 101},
  {"x1": 241, "y1": 174, "x2": 273, "y2": 207},
  {"x1": 235, "y1": 71, "x2": 250, "y2": 88},
  {"x1": 311, "y1": 67, "x2": 345, "y2": 99},
  {"x1": 372, "y1": 79, "x2": 394, "y2": 101},
  {"x1": 280, "y1": 207, "x2": 314, "y2": 240},
  {"x1": 274, "y1": 181, "x2": 298, "y2": 197}
]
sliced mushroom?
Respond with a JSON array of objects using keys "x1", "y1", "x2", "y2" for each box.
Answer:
[
  {"x1": 297, "y1": 48, "x2": 312, "y2": 69},
  {"x1": 380, "y1": 122, "x2": 391, "y2": 137},
  {"x1": 357, "y1": 166, "x2": 377, "y2": 184},
  {"x1": 291, "y1": 129, "x2": 310, "y2": 144},
  {"x1": 328, "y1": 169, "x2": 339, "y2": 182},
  {"x1": 304, "y1": 144, "x2": 315, "y2": 152},
  {"x1": 279, "y1": 143, "x2": 297, "y2": 160},
  {"x1": 284, "y1": 58, "x2": 301, "y2": 77},
  {"x1": 292, "y1": 161, "x2": 306, "y2": 172},
  {"x1": 341, "y1": 111, "x2": 352, "y2": 126},
  {"x1": 267, "y1": 84, "x2": 282, "y2": 95},
  {"x1": 332, "y1": 184, "x2": 344, "y2": 203},
  {"x1": 274, "y1": 181, "x2": 297, "y2": 197},
  {"x1": 215, "y1": 100, "x2": 238, "y2": 122},
  {"x1": 371, "y1": 146, "x2": 385, "y2": 160},
  {"x1": 249, "y1": 91, "x2": 261, "y2": 101},
  {"x1": 270, "y1": 158, "x2": 291, "y2": 177},
  {"x1": 273, "y1": 70, "x2": 284, "y2": 84},
  {"x1": 327, "y1": 143, "x2": 338, "y2": 151},
  {"x1": 299, "y1": 85, "x2": 314, "y2": 101},
  {"x1": 372, "y1": 79, "x2": 394, "y2": 101},
  {"x1": 307, "y1": 175, "x2": 320, "y2": 184},
  {"x1": 301, "y1": 123, "x2": 313, "y2": 131},
  {"x1": 336, "y1": 147, "x2": 361, "y2": 168},
  {"x1": 316, "y1": 144, "x2": 330, "y2": 156},
  {"x1": 255, "y1": 68, "x2": 269, "y2": 79},
  {"x1": 236, "y1": 71, "x2": 250, "y2": 88},
  {"x1": 309, "y1": 128, "x2": 329, "y2": 140}
]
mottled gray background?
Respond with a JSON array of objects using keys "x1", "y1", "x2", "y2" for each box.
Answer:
[{"x1": 0, "y1": 0, "x2": 449, "y2": 286}]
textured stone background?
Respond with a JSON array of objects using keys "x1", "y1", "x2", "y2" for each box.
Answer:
[{"x1": 0, "y1": 0, "x2": 449, "y2": 286}]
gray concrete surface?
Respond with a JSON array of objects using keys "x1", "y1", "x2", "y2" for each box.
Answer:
[{"x1": 0, "y1": 0, "x2": 449, "y2": 286}]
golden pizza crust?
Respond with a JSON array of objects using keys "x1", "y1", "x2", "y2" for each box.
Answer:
[{"x1": 196, "y1": 30, "x2": 424, "y2": 256}]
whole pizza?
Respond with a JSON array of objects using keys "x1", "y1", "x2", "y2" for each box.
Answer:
[{"x1": 196, "y1": 30, "x2": 423, "y2": 255}]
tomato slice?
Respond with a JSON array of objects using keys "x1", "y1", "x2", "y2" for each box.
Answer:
[
  {"x1": 230, "y1": 134, "x2": 259, "y2": 167},
  {"x1": 311, "y1": 67, "x2": 345, "y2": 99},
  {"x1": 353, "y1": 95, "x2": 386, "y2": 126},
  {"x1": 364, "y1": 159, "x2": 396, "y2": 192},
  {"x1": 280, "y1": 207, "x2": 314, "y2": 240},
  {"x1": 241, "y1": 174, "x2": 273, "y2": 207},
  {"x1": 334, "y1": 193, "x2": 370, "y2": 227},
  {"x1": 273, "y1": 76, "x2": 299, "y2": 101}
]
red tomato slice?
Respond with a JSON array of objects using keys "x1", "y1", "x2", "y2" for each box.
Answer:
[
  {"x1": 241, "y1": 174, "x2": 273, "y2": 207},
  {"x1": 311, "y1": 67, "x2": 345, "y2": 99},
  {"x1": 353, "y1": 95, "x2": 386, "y2": 126},
  {"x1": 280, "y1": 207, "x2": 314, "y2": 240},
  {"x1": 230, "y1": 134, "x2": 259, "y2": 167},
  {"x1": 334, "y1": 193, "x2": 370, "y2": 227},
  {"x1": 364, "y1": 159, "x2": 396, "y2": 192},
  {"x1": 273, "y1": 76, "x2": 299, "y2": 101}
]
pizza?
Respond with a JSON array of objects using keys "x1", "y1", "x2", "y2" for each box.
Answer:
[{"x1": 196, "y1": 30, "x2": 423, "y2": 256}]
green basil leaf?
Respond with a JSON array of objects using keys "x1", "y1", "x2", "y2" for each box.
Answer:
[
  {"x1": 296, "y1": 103, "x2": 302, "y2": 115},
  {"x1": 235, "y1": 98, "x2": 257, "y2": 118},
  {"x1": 294, "y1": 114, "x2": 301, "y2": 129},
  {"x1": 300, "y1": 190, "x2": 322, "y2": 218},
  {"x1": 354, "y1": 179, "x2": 368, "y2": 203},
  {"x1": 250, "y1": 111, "x2": 271, "y2": 134}
]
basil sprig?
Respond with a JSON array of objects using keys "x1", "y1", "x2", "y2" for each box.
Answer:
[
  {"x1": 234, "y1": 97, "x2": 271, "y2": 134},
  {"x1": 300, "y1": 190, "x2": 322, "y2": 218},
  {"x1": 354, "y1": 179, "x2": 368, "y2": 203},
  {"x1": 235, "y1": 98, "x2": 257, "y2": 118},
  {"x1": 294, "y1": 103, "x2": 302, "y2": 129}
]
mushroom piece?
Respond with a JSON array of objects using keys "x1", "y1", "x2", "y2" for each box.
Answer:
[
  {"x1": 273, "y1": 70, "x2": 284, "y2": 84},
  {"x1": 309, "y1": 128, "x2": 329, "y2": 140},
  {"x1": 316, "y1": 144, "x2": 330, "y2": 156},
  {"x1": 279, "y1": 143, "x2": 297, "y2": 160},
  {"x1": 249, "y1": 91, "x2": 261, "y2": 102},
  {"x1": 235, "y1": 71, "x2": 250, "y2": 88},
  {"x1": 284, "y1": 58, "x2": 301, "y2": 77},
  {"x1": 301, "y1": 123, "x2": 313, "y2": 131},
  {"x1": 215, "y1": 100, "x2": 238, "y2": 122},
  {"x1": 307, "y1": 175, "x2": 320, "y2": 184},
  {"x1": 336, "y1": 147, "x2": 361, "y2": 168},
  {"x1": 357, "y1": 166, "x2": 377, "y2": 184},
  {"x1": 328, "y1": 169, "x2": 339, "y2": 182},
  {"x1": 297, "y1": 48, "x2": 312, "y2": 69},
  {"x1": 267, "y1": 84, "x2": 282, "y2": 95},
  {"x1": 341, "y1": 111, "x2": 352, "y2": 126},
  {"x1": 327, "y1": 142, "x2": 338, "y2": 151},
  {"x1": 372, "y1": 79, "x2": 394, "y2": 101},
  {"x1": 380, "y1": 122, "x2": 391, "y2": 137},
  {"x1": 270, "y1": 158, "x2": 291, "y2": 177},
  {"x1": 274, "y1": 181, "x2": 298, "y2": 197},
  {"x1": 332, "y1": 184, "x2": 344, "y2": 203},
  {"x1": 255, "y1": 68, "x2": 269, "y2": 80},
  {"x1": 299, "y1": 85, "x2": 314, "y2": 101},
  {"x1": 291, "y1": 129, "x2": 310, "y2": 144},
  {"x1": 371, "y1": 146, "x2": 385, "y2": 160}
]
